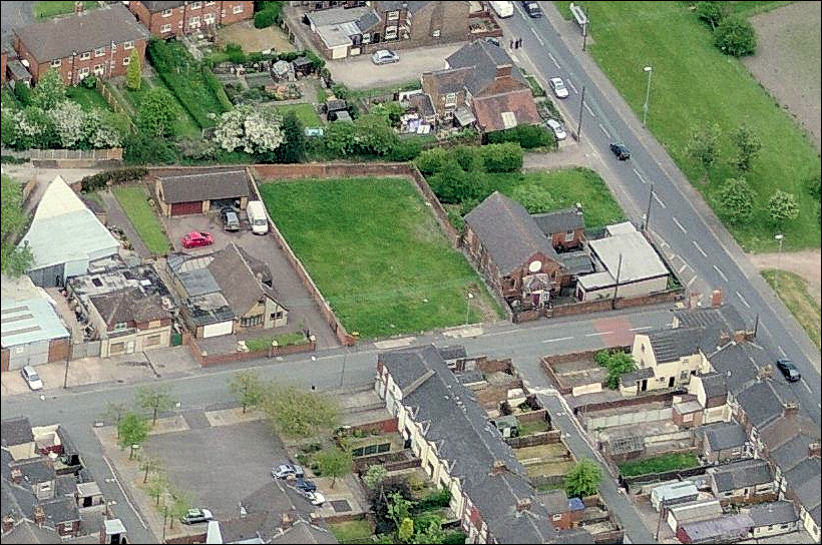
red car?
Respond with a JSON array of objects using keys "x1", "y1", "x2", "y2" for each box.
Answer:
[{"x1": 181, "y1": 231, "x2": 214, "y2": 249}]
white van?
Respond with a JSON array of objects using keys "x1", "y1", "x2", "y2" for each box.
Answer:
[
  {"x1": 246, "y1": 201, "x2": 269, "y2": 235},
  {"x1": 490, "y1": 1, "x2": 514, "y2": 18}
]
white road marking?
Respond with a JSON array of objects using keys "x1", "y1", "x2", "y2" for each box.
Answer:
[
  {"x1": 585, "y1": 331, "x2": 613, "y2": 337},
  {"x1": 712, "y1": 265, "x2": 728, "y2": 282},
  {"x1": 598, "y1": 123, "x2": 611, "y2": 138},
  {"x1": 584, "y1": 102, "x2": 595, "y2": 117},
  {"x1": 678, "y1": 263, "x2": 688, "y2": 274},
  {"x1": 103, "y1": 455, "x2": 148, "y2": 529},
  {"x1": 778, "y1": 345, "x2": 787, "y2": 358},
  {"x1": 801, "y1": 379, "x2": 812, "y2": 393},
  {"x1": 687, "y1": 275, "x2": 698, "y2": 288},
  {"x1": 530, "y1": 26, "x2": 545, "y2": 46},
  {"x1": 652, "y1": 192, "x2": 666, "y2": 208},
  {"x1": 632, "y1": 168, "x2": 647, "y2": 185},
  {"x1": 567, "y1": 79, "x2": 578, "y2": 94},
  {"x1": 542, "y1": 336, "x2": 575, "y2": 343},
  {"x1": 629, "y1": 326, "x2": 653, "y2": 332},
  {"x1": 692, "y1": 240, "x2": 707, "y2": 258},
  {"x1": 672, "y1": 216, "x2": 687, "y2": 234},
  {"x1": 548, "y1": 52, "x2": 560, "y2": 69},
  {"x1": 736, "y1": 290, "x2": 751, "y2": 308}
]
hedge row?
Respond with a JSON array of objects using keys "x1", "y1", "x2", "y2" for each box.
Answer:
[
  {"x1": 80, "y1": 167, "x2": 148, "y2": 192},
  {"x1": 486, "y1": 124, "x2": 556, "y2": 150}
]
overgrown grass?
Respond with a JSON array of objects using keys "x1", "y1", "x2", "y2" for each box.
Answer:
[
  {"x1": 245, "y1": 332, "x2": 310, "y2": 352},
  {"x1": 274, "y1": 103, "x2": 323, "y2": 127},
  {"x1": 618, "y1": 452, "x2": 700, "y2": 477},
  {"x1": 66, "y1": 86, "x2": 111, "y2": 112},
  {"x1": 328, "y1": 520, "x2": 373, "y2": 544},
  {"x1": 761, "y1": 269, "x2": 821, "y2": 349},
  {"x1": 112, "y1": 186, "x2": 171, "y2": 255},
  {"x1": 260, "y1": 177, "x2": 503, "y2": 338},
  {"x1": 34, "y1": 1, "x2": 96, "y2": 18},
  {"x1": 518, "y1": 420, "x2": 550, "y2": 436},
  {"x1": 122, "y1": 78, "x2": 201, "y2": 139},
  {"x1": 555, "y1": 1, "x2": 821, "y2": 252}
]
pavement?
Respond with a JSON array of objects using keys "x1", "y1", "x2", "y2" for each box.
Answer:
[{"x1": 497, "y1": 2, "x2": 821, "y2": 426}]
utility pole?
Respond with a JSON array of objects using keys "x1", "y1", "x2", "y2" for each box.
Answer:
[
  {"x1": 774, "y1": 233, "x2": 785, "y2": 292},
  {"x1": 576, "y1": 85, "x2": 586, "y2": 141},
  {"x1": 63, "y1": 332, "x2": 72, "y2": 389},
  {"x1": 582, "y1": 23, "x2": 588, "y2": 51},
  {"x1": 643, "y1": 183, "x2": 654, "y2": 231},
  {"x1": 465, "y1": 292, "x2": 474, "y2": 325},
  {"x1": 339, "y1": 347, "x2": 348, "y2": 389},
  {"x1": 611, "y1": 253, "x2": 623, "y2": 309}
]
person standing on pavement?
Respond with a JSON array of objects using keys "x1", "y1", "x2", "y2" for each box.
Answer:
[{"x1": 510, "y1": 39, "x2": 514, "y2": 48}]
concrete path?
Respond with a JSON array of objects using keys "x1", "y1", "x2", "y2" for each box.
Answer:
[{"x1": 100, "y1": 189, "x2": 152, "y2": 259}]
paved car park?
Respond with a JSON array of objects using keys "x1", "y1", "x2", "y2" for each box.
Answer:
[{"x1": 162, "y1": 211, "x2": 339, "y2": 348}]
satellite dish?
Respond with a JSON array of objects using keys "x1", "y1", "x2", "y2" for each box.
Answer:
[{"x1": 529, "y1": 260, "x2": 542, "y2": 273}]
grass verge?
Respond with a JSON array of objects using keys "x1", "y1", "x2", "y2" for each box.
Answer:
[
  {"x1": 260, "y1": 177, "x2": 503, "y2": 338},
  {"x1": 618, "y1": 452, "x2": 700, "y2": 477},
  {"x1": 274, "y1": 103, "x2": 323, "y2": 127},
  {"x1": 34, "y1": 1, "x2": 96, "y2": 18},
  {"x1": 328, "y1": 520, "x2": 373, "y2": 543},
  {"x1": 112, "y1": 186, "x2": 171, "y2": 255},
  {"x1": 761, "y1": 269, "x2": 821, "y2": 349},
  {"x1": 245, "y1": 332, "x2": 310, "y2": 352}
]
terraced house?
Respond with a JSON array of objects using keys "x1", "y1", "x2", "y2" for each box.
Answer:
[{"x1": 127, "y1": 0, "x2": 254, "y2": 37}]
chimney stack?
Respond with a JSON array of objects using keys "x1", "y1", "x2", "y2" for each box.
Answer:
[
  {"x1": 809, "y1": 441, "x2": 820, "y2": 459},
  {"x1": 495, "y1": 64, "x2": 513, "y2": 79},
  {"x1": 2, "y1": 514, "x2": 14, "y2": 533},
  {"x1": 689, "y1": 292, "x2": 701, "y2": 309},
  {"x1": 783, "y1": 401, "x2": 798, "y2": 417},
  {"x1": 711, "y1": 290, "x2": 722, "y2": 308},
  {"x1": 491, "y1": 459, "x2": 506, "y2": 475},
  {"x1": 575, "y1": 202, "x2": 583, "y2": 216},
  {"x1": 10, "y1": 468, "x2": 22, "y2": 485},
  {"x1": 74, "y1": 1, "x2": 84, "y2": 13},
  {"x1": 281, "y1": 512, "x2": 294, "y2": 530},
  {"x1": 34, "y1": 505, "x2": 45, "y2": 526},
  {"x1": 516, "y1": 498, "x2": 532, "y2": 511}
]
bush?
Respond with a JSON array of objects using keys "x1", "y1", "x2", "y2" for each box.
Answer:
[
  {"x1": 202, "y1": 65, "x2": 234, "y2": 112},
  {"x1": 415, "y1": 147, "x2": 452, "y2": 175},
  {"x1": 254, "y1": 2, "x2": 282, "y2": 29},
  {"x1": 303, "y1": 49, "x2": 326, "y2": 71},
  {"x1": 81, "y1": 75, "x2": 98, "y2": 89},
  {"x1": 331, "y1": 83, "x2": 351, "y2": 100},
  {"x1": 0, "y1": 155, "x2": 28, "y2": 164},
  {"x1": 453, "y1": 145, "x2": 481, "y2": 171},
  {"x1": 695, "y1": 1, "x2": 728, "y2": 30},
  {"x1": 714, "y1": 15, "x2": 757, "y2": 57},
  {"x1": 442, "y1": 532, "x2": 468, "y2": 545},
  {"x1": 416, "y1": 489, "x2": 451, "y2": 512},
  {"x1": 480, "y1": 142, "x2": 523, "y2": 172},
  {"x1": 79, "y1": 167, "x2": 149, "y2": 192},
  {"x1": 388, "y1": 138, "x2": 422, "y2": 162},
  {"x1": 486, "y1": 124, "x2": 555, "y2": 150},
  {"x1": 124, "y1": 130, "x2": 178, "y2": 165},
  {"x1": 14, "y1": 81, "x2": 31, "y2": 106}
]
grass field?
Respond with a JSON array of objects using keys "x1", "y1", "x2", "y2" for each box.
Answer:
[
  {"x1": 555, "y1": 1, "x2": 821, "y2": 252},
  {"x1": 487, "y1": 167, "x2": 626, "y2": 229},
  {"x1": 328, "y1": 520, "x2": 372, "y2": 543},
  {"x1": 34, "y1": 1, "x2": 97, "y2": 18},
  {"x1": 618, "y1": 452, "x2": 700, "y2": 477},
  {"x1": 259, "y1": 177, "x2": 503, "y2": 338},
  {"x1": 66, "y1": 86, "x2": 111, "y2": 112},
  {"x1": 274, "y1": 103, "x2": 323, "y2": 127},
  {"x1": 762, "y1": 269, "x2": 821, "y2": 349},
  {"x1": 112, "y1": 186, "x2": 171, "y2": 255},
  {"x1": 122, "y1": 78, "x2": 201, "y2": 139}
]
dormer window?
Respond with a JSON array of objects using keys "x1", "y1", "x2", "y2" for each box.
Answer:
[{"x1": 387, "y1": 10, "x2": 399, "y2": 20}]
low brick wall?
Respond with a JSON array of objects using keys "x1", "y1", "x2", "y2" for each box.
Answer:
[
  {"x1": 514, "y1": 288, "x2": 684, "y2": 324},
  {"x1": 506, "y1": 429, "x2": 562, "y2": 449},
  {"x1": 350, "y1": 417, "x2": 399, "y2": 435},
  {"x1": 164, "y1": 533, "x2": 206, "y2": 544},
  {"x1": 354, "y1": 450, "x2": 420, "y2": 473},
  {"x1": 186, "y1": 334, "x2": 316, "y2": 367},
  {"x1": 574, "y1": 390, "x2": 676, "y2": 415}
]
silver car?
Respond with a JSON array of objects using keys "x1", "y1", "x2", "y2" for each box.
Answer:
[
  {"x1": 546, "y1": 119, "x2": 567, "y2": 140},
  {"x1": 21, "y1": 365, "x2": 43, "y2": 391},
  {"x1": 550, "y1": 77, "x2": 569, "y2": 99},
  {"x1": 371, "y1": 49, "x2": 399, "y2": 65}
]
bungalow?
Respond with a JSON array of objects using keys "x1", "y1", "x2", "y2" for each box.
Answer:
[
  {"x1": 743, "y1": 501, "x2": 799, "y2": 539},
  {"x1": 127, "y1": 1, "x2": 254, "y2": 38},
  {"x1": 676, "y1": 514, "x2": 754, "y2": 544},
  {"x1": 154, "y1": 170, "x2": 251, "y2": 216},
  {"x1": 709, "y1": 458, "x2": 775, "y2": 501},
  {"x1": 12, "y1": 3, "x2": 149, "y2": 85}
]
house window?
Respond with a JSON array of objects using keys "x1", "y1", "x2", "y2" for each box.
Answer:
[
  {"x1": 385, "y1": 26, "x2": 398, "y2": 40},
  {"x1": 189, "y1": 16, "x2": 201, "y2": 27},
  {"x1": 162, "y1": 8, "x2": 172, "y2": 16},
  {"x1": 144, "y1": 334, "x2": 162, "y2": 347},
  {"x1": 387, "y1": 10, "x2": 399, "y2": 20},
  {"x1": 95, "y1": 47, "x2": 105, "y2": 57},
  {"x1": 552, "y1": 513, "x2": 563, "y2": 521},
  {"x1": 161, "y1": 23, "x2": 172, "y2": 32},
  {"x1": 122, "y1": 56, "x2": 130, "y2": 65},
  {"x1": 232, "y1": 4, "x2": 244, "y2": 14},
  {"x1": 565, "y1": 229, "x2": 575, "y2": 242},
  {"x1": 205, "y1": 12, "x2": 216, "y2": 23},
  {"x1": 362, "y1": 32, "x2": 371, "y2": 44},
  {"x1": 241, "y1": 315, "x2": 263, "y2": 328},
  {"x1": 62, "y1": 522, "x2": 73, "y2": 532},
  {"x1": 80, "y1": 51, "x2": 91, "y2": 60},
  {"x1": 190, "y1": 1, "x2": 202, "y2": 9},
  {"x1": 432, "y1": 29, "x2": 440, "y2": 37},
  {"x1": 682, "y1": 413, "x2": 693, "y2": 422},
  {"x1": 77, "y1": 67, "x2": 90, "y2": 77},
  {"x1": 124, "y1": 41, "x2": 135, "y2": 49},
  {"x1": 114, "y1": 322, "x2": 128, "y2": 330},
  {"x1": 445, "y1": 92, "x2": 457, "y2": 108},
  {"x1": 110, "y1": 341, "x2": 125, "y2": 354},
  {"x1": 51, "y1": 58, "x2": 62, "y2": 67},
  {"x1": 270, "y1": 311, "x2": 284, "y2": 321}
]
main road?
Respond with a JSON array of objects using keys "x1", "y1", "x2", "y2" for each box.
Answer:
[{"x1": 499, "y1": 2, "x2": 820, "y2": 425}]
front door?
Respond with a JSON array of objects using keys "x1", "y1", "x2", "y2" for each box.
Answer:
[
  {"x1": 641, "y1": 379, "x2": 647, "y2": 392},
  {"x1": 668, "y1": 376, "x2": 675, "y2": 388}
]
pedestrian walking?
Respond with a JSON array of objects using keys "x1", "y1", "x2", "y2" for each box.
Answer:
[
  {"x1": 510, "y1": 39, "x2": 514, "y2": 48},
  {"x1": 517, "y1": 37, "x2": 523, "y2": 48},
  {"x1": 311, "y1": 384, "x2": 316, "y2": 391}
]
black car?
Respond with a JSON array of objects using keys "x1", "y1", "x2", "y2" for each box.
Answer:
[
  {"x1": 484, "y1": 36, "x2": 500, "y2": 47},
  {"x1": 294, "y1": 478, "x2": 317, "y2": 493},
  {"x1": 776, "y1": 358, "x2": 801, "y2": 382},
  {"x1": 522, "y1": 1, "x2": 543, "y2": 17},
  {"x1": 610, "y1": 143, "x2": 631, "y2": 160}
]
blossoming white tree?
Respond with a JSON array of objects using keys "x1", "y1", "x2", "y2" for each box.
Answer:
[{"x1": 213, "y1": 105, "x2": 283, "y2": 155}]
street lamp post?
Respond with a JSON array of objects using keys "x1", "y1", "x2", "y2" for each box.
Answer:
[
  {"x1": 642, "y1": 66, "x2": 653, "y2": 127},
  {"x1": 465, "y1": 292, "x2": 474, "y2": 325},
  {"x1": 774, "y1": 234, "x2": 785, "y2": 291}
]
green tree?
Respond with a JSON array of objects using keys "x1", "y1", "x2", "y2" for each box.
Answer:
[
  {"x1": 564, "y1": 459, "x2": 602, "y2": 498},
  {"x1": 324, "y1": 120, "x2": 356, "y2": 156},
  {"x1": 595, "y1": 349, "x2": 636, "y2": 389},
  {"x1": 103, "y1": 402, "x2": 130, "y2": 439},
  {"x1": 363, "y1": 465, "x2": 388, "y2": 490},
  {"x1": 387, "y1": 492, "x2": 414, "y2": 533},
  {"x1": 136, "y1": 385, "x2": 175, "y2": 426},
  {"x1": 731, "y1": 123, "x2": 762, "y2": 172},
  {"x1": 118, "y1": 413, "x2": 149, "y2": 459},
  {"x1": 686, "y1": 122, "x2": 721, "y2": 178},
  {"x1": 275, "y1": 111, "x2": 305, "y2": 163},
  {"x1": 314, "y1": 448, "x2": 353, "y2": 489},
  {"x1": 0, "y1": 174, "x2": 34, "y2": 277},
  {"x1": 371, "y1": 101, "x2": 405, "y2": 126},
  {"x1": 480, "y1": 142, "x2": 523, "y2": 173},
  {"x1": 511, "y1": 182, "x2": 554, "y2": 213},
  {"x1": 768, "y1": 190, "x2": 800, "y2": 228},
  {"x1": 261, "y1": 385, "x2": 338, "y2": 439},
  {"x1": 145, "y1": 474, "x2": 167, "y2": 506},
  {"x1": 14, "y1": 80, "x2": 32, "y2": 106},
  {"x1": 427, "y1": 161, "x2": 488, "y2": 205},
  {"x1": 410, "y1": 517, "x2": 446, "y2": 544},
  {"x1": 695, "y1": 1, "x2": 728, "y2": 30},
  {"x1": 30, "y1": 69, "x2": 66, "y2": 110},
  {"x1": 717, "y1": 177, "x2": 755, "y2": 224},
  {"x1": 137, "y1": 87, "x2": 177, "y2": 137},
  {"x1": 414, "y1": 147, "x2": 452, "y2": 175},
  {"x1": 228, "y1": 371, "x2": 265, "y2": 414},
  {"x1": 167, "y1": 488, "x2": 192, "y2": 529},
  {"x1": 398, "y1": 518, "x2": 414, "y2": 543},
  {"x1": 126, "y1": 49, "x2": 142, "y2": 91},
  {"x1": 354, "y1": 113, "x2": 398, "y2": 156},
  {"x1": 714, "y1": 15, "x2": 757, "y2": 57}
]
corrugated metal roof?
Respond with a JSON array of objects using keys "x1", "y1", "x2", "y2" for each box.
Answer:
[
  {"x1": 1, "y1": 297, "x2": 70, "y2": 348},
  {"x1": 20, "y1": 209, "x2": 120, "y2": 270}
]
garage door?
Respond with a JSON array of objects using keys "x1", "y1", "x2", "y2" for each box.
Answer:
[
  {"x1": 171, "y1": 201, "x2": 202, "y2": 216},
  {"x1": 27, "y1": 263, "x2": 66, "y2": 287}
]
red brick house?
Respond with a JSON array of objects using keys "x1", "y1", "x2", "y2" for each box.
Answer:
[
  {"x1": 127, "y1": 1, "x2": 254, "y2": 38},
  {"x1": 532, "y1": 205, "x2": 586, "y2": 251},
  {"x1": 12, "y1": 3, "x2": 149, "y2": 85}
]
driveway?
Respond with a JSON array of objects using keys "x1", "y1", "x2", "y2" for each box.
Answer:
[
  {"x1": 326, "y1": 43, "x2": 463, "y2": 90},
  {"x1": 163, "y1": 212, "x2": 340, "y2": 348}
]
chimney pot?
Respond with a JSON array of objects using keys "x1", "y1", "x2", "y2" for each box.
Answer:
[
  {"x1": 34, "y1": 505, "x2": 45, "y2": 525},
  {"x1": 711, "y1": 290, "x2": 722, "y2": 308},
  {"x1": 2, "y1": 514, "x2": 14, "y2": 533},
  {"x1": 10, "y1": 468, "x2": 22, "y2": 485},
  {"x1": 516, "y1": 498, "x2": 532, "y2": 511},
  {"x1": 809, "y1": 441, "x2": 820, "y2": 458}
]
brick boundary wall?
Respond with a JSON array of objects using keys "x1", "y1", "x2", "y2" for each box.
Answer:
[
  {"x1": 516, "y1": 408, "x2": 550, "y2": 423},
  {"x1": 504, "y1": 429, "x2": 562, "y2": 449},
  {"x1": 541, "y1": 347, "x2": 631, "y2": 394},
  {"x1": 185, "y1": 333, "x2": 316, "y2": 367}
]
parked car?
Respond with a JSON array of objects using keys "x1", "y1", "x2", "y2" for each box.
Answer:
[
  {"x1": 371, "y1": 49, "x2": 399, "y2": 65},
  {"x1": 21, "y1": 365, "x2": 43, "y2": 391},
  {"x1": 220, "y1": 207, "x2": 240, "y2": 232},
  {"x1": 490, "y1": 0, "x2": 514, "y2": 18},
  {"x1": 776, "y1": 359, "x2": 801, "y2": 382},
  {"x1": 181, "y1": 231, "x2": 214, "y2": 249},
  {"x1": 271, "y1": 464, "x2": 305, "y2": 479},
  {"x1": 484, "y1": 36, "x2": 500, "y2": 47},
  {"x1": 549, "y1": 77, "x2": 569, "y2": 99},
  {"x1": 304, "y1": 491, "x2": 326, "y2": 506},
  {"x1": 546, "y1": 119, "x2": 567, "y2": 141},
  {"x1": 609, "y1": 142, "x2": 631, "y2": 160},
  {"x1": 522, "y1": 1, "x2": 543, "y2": 17},
  {"x1": 294, "y1": 478, "x2": 317, "y2": 493},
  {"x1": 181, "y1": 509, "x2": 213, "y2": 525}
]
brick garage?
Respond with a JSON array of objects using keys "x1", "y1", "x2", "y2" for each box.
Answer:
[{"x1": 127, "y1": 1, "x2": 254, "y2": 38}]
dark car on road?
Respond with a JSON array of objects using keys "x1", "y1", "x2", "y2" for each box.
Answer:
[
  {"x1": 522, "y1": 1, "x2": 543, "y2": 17},
  {"x1": 610, "y1": 142, "x2": 631, "y2": 160},
  {"x1": 776, "y1": 359, "x2": 801, "y2": 382},
  {"x1": 294, "y1": 478, "x2": 317, "y2": 493}
]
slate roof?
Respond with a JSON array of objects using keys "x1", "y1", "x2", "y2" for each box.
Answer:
[
  {"x1": 446, "y1": 40, "x2": 527, "y2": 95},
  {"x1": 787, "y1": 460, "x2": 821, "y2": 523},
  {"x1": 760, "y1": 412, "x2": 819, "y2": 459},
  {"x1": 139, "y1": 1, "x2": 186, "y2": 11},
  {"x1": 464, "y1": 192, "x2": 560, "y2": 275},
  {"x1": 746, "y1": 501, "x2": 797, "y2": 527},
  {"x1": 1, "y1": 417, "x2": 33, "y2": 448},
  {"x1": 712, "y1": 459, "x2": 773, "y2": 492},
  {"x1": 437, "y1": 345, "x2": 466, "y2": 361},
  {"x1": 424, "y1": 66, "x2": 473, "y2": 94},
  {"x1": 679, "y1": 514, "x2": 754, "y2": 541},
  {"x1": 10, "y1": 458, "x2": 56, "y2": 485},
  {"x1": 558, "y1": 251, "x2": 594, "y2": 276},
  {"x1": 619, "y1": 366, "x2": 654, "y2": 386},
  {"x1": 672, "y1": 305, "x2": 749, "y2": 334},
  {"x1": 784, "y1": 458, "x2": 821, "y2": 497},
  {"x1": 646, "y1": 327, "x2": 703, "y2": 362},
  {"x1": 705, "y1": 342, "x2": 763, "y2": 395},
  {"x1": 736, "y1": 380, "x2": 797, "y2": 429},
  {"x1": 699, "y1": 372, "x2": 727, "y2": 399},
  {"x1": 207, "y1": 243, "x2": 283, "y2": 317},
  {"x1": 472, "y1": 89, "x2": 542, "y2": 132},
  {"x1": 41, "y1": 496, "x2": 80, "y2": 524},
  {"x1": 270, "y1": 520, "x2": 338, "y2": 544},
  {"x1": 532, "y1": 207, "x2": 585, "y2": 236},
  {"x1": 407, "y1": 92, "x2": 435, "y2": 118},
  {"x1": 14, "y1": 4, "x2": 149, "y2": 63},
  {"x1": 771, "y1": 433, "x2": 820, "y2": 472},
  {"x1": 157, "y1": 170, "x2": 250, "y2": 204},
  {"x1": 89, "y1": 288, "x2": 169, "y2": 329},
  {"x1": 702, "y1": 422, "x2": 747, "y2": 452},
  {"x1": 377, "y1": 1, "x2": 433, "y2": 14},
  {"x1": 0, "y1": 519, "x2": 61, "y2": 544},
  {"x1": 539, "y1": 489, "x2": 569, "y2": 515}
]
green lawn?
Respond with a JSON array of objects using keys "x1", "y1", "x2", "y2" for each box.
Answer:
[
  {"x1": 487, "y1": 167, "x2": 626, "y2": 229},
  {"x1": 245, "y1": 332, "x2": 310, "y2": 352},
  {"x1": 112, "y1": 186, "x2": 171, "y2": 255},
  {"x1": 555, "y1": 1, "x2": 821, "y2": 252},
  {"x1": 260, "y1": 177, "x2": 503, "y2": 338},
  {"x1": 66, "y1": 86, "x2": 111, "y2": 112},
  {"x1": 328, "y1": 520, "x2": 373, "y2": 544},
  {"x1": 618, "y1": 452, "x2": 700, "y2": 477},
  {"x1": 34, "y1": 1, "x2": 97, "y2": 18},
  {"x1": 122, "y1": 78, "x2": 201, "y2": 139},
  {"x1": 762, "y1": 269, "x2": 821, "y2": 349},
  {"x1": 274, "y1": 103, "x2": 323, "y2": 127}
]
